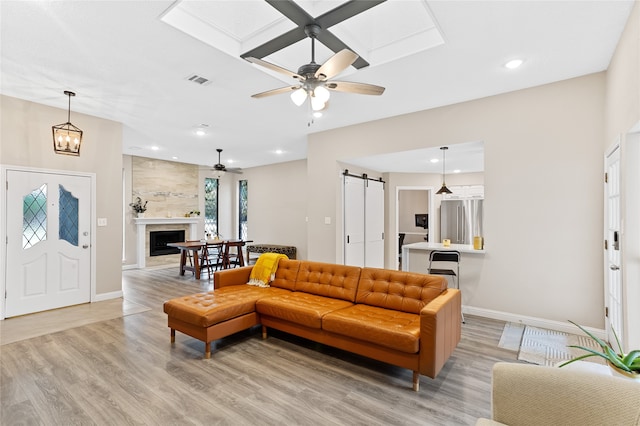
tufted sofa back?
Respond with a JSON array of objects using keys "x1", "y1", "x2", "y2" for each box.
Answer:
[
  {"x1": 357, "y1": 268, "x2": 448, "y2": 314},
  {"x1": 271, "y1": 259, "x2": 301, "y2": 291},
  {"x1": 294, "y1": 261, "x2": 361, "y2": 302}
]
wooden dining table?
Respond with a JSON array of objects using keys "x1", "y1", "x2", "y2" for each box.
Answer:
[{"x1": 166, "y1": 239, "x2": 250, "y2": 280}]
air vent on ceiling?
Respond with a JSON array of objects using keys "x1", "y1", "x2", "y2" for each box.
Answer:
[{"x1": 186, "y1": 74, "x2": 212, "y2": 86}]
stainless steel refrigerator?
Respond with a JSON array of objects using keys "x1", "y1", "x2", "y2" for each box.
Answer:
[{"x1": 440, "y1": 199, "x2": 484, "y2": 245}]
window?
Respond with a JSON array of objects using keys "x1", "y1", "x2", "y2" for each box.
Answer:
[
  {"x1": 239, "y1": 179, "x2": 248, "y2": 240},
  {"x1": 204, "y1": 177, "x2": 219, "y2": 238}
]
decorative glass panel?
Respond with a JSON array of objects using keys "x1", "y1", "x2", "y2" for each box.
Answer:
[
  {"x1": 239, "y1": 180, "x2": 248, "y2": 240},
  {"x1": 204, "y1": 177, "x2": 218, "y2": 238},
  {"x1": 23, "y1": 184, "x2": 48, "y2": 249},
  {"x1": 59, "y1": 185, "x2": 79, "y2": 246}
]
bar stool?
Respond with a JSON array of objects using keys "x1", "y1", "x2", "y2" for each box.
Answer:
[{"x1": 428, "y1": 250, "x2": 464, "y2": 323}]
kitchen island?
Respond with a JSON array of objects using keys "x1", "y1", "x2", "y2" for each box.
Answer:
[{"x1": 401, "y1": 242, "x2": 485, "y2": 307}]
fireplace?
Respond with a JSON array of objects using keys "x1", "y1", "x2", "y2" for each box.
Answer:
[{"x1": 149, "y1": 230, "x2": 185, "y2": 256}]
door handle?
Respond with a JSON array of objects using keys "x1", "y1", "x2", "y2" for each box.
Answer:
[
  {"x1": 610, "y1": 265, "x2": 620, "y2": 271},
  {"x1": 82, "y1": 244, "x2": 89, "y2": 249}
]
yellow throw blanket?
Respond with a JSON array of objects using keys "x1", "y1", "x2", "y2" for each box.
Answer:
[{"x1": 247, "y1": 253, "x2": 288, "y2": 287}]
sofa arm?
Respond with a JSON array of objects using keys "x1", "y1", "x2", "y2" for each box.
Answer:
[
  {"x1": 483, "y1": 362, "x2": 640, "y2": 425},
  {"x1": 419, "y1": 288, "x2": 462, "y2": 378},
  {"x1": 213, "y1": 266, "x2": 253, "y2": 289}
]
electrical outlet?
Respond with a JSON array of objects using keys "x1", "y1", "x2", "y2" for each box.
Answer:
[{"x1": 97, "y1": 218, "x2": 107, "y2": 227}]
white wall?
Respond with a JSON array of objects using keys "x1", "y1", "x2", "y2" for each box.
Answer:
[
  {"x1": 308, "y1": 73, "x2": 605, "y2": 328},
  {"x1": 240, "y1": 159, "x2": 308, "y2": 260}
]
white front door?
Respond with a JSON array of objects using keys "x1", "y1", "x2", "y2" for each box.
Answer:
[
  {"x1": 605, "y1": 146, "x2": 623, "y2": 345},
  {"x1": 5, "y1": 170, "x2": 92, "y2": 317}
]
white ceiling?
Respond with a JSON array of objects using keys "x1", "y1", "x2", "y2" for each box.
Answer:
[{"x1": 0, "y1": 1, "x2": 634, "y2": 173}]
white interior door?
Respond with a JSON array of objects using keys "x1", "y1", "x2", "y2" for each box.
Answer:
[
  {"x1": 365, "y1": 179, "x2": 384, "y2": 268},
  {"x1": 5, "y1": 170, "x2": 92, "y2": 317},
  {"x1": 344, "y1": 175, "x2": 365, "y2": 267},
  {"x1": 605, "y1": 146, "x2": 623, "y2": 345}
]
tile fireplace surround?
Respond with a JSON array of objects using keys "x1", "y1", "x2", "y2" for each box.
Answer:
[{"x1": 134, "y1": 217, "x2": 199, "y2": 268}]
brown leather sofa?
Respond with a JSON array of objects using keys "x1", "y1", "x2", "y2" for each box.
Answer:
[{"x1": 163, "y1": 259, "x2": 462, "y2": 391}]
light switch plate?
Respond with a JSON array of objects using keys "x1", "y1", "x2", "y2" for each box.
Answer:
[
  {"x1": 97, "y1": 218, "x2": 108, "y2": 227},
  {"x1": 324, "y1": 216, "x2": 331, "y2": 225}
]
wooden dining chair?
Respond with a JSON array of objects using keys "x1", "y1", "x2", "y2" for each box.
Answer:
[
  {"x1": 200, "y1": 241, "x2": 223, "y2": 277},
  {"x1": 222, "y1": 241, "x2": 245, "y2": 269}
]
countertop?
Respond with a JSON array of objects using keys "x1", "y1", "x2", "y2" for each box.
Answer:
[{"x1": 402, "y1": 242, "x2": 486, "y2": 254}]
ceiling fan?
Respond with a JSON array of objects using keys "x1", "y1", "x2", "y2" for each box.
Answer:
[
  {"x1": 211, "y1": 149, "x2": 242, "y2": 175},
  {"x1": 245, "y1": 24, "x2": 385, "y2": 112},
  {"x1": 241, "y1": 0, "x2": 386, "y2": 69}
]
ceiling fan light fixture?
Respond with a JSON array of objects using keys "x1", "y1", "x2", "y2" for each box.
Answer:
[
  {"x1": 290, "y1": 88, "x2": 307, "y2": 106},
  {"x1": 313, "y1": 85, "x2": 330, "y2": 103},
  {"x1": 311, "y1": 96, "x2": 325, "y2": 111}
]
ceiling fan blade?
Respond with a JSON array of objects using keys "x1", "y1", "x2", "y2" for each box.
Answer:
[
  {"x1": 326, "y1": 81, "x2": 385, "y2": 96},
  {"x1": 241, "y1": 26, "x2": 307, "y2": 61},
  {"x1": 226, "y1": 169, "x2": 243, "y2": 174},
  {"x1": 244, "y1": 57, "x2": 302, "y2": 80},
  {"x1": 316, "y1": 0, "x2": 387, "y2": 29},
  {"x1": 315, "y1": 49, "x2": 358, "y2": 80},
  {"x1": 316, "y1": 30, "x2": 369, "y2": 69},
  {"x1": 251, "y1": 86, "x2": 300, "y2": 99}
]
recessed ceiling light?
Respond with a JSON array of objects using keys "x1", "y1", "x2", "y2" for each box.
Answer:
[
  {"x1": 194, "y1": 124, "x2": 209, "y2": 136},
  {"x1": 275, "y1": 149, "x2": 284, "y2": 155},
  {"x1": 453, "y1": 169, "x2": 461, "y2": 173},
  {"x1": 172, "y1": 156, "x2": 178, "y2": 160},
  {"x1": 504, "y1": 59, "x2": 524, "y2": 69},
  {"x1": 430, "y1": 158, "x2": 439, "y2": 163},
  {"x1": 151, "y1": 146, "x2": 159, "y2": 151}
]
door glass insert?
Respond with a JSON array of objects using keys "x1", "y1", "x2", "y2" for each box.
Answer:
[
  {"x1": 59, "y1": 185, "x2": 79, "y2": 246},
  {"x1": 23, "y1": 184, "x2": 48, "y2": 249}
]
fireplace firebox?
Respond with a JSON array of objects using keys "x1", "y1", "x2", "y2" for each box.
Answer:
[{"x1": 149, "y1": 230, "x2": 185, "y2": 256}]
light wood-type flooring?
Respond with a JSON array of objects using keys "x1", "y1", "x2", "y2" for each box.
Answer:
[{"x1": 1, "y1": 266, "x2": 520, "y2": 425}]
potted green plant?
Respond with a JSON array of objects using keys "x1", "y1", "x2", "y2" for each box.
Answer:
[
  {"x1": 129, "y1": 197, "x2": 148, "y2": 217},
  {"x1": 189, "y1": 210, "x2": 200, "y2": 217},
  {"x1": 559, "y1": 320, "x2": 639, "y2": 380}
]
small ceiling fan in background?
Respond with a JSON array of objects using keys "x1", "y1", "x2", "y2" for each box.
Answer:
[
  {"x1": 211, "y1": 148, "x2": 242, "y2": 176},
  {"x1": 245, "y1": 24, "x2": 385, "y2": 114}
]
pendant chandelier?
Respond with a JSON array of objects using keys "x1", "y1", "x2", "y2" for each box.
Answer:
[
  {"x1": 52, "y1": 91, "x2": 83, "y2": 156},
  {"x1": 436, "y1": 146, "x2": 452, "y2": 195}
]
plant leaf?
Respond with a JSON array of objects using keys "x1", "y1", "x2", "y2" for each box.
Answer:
[
  {"x1": 622, "y1": 350, "x2": 640, "y2": 367},
  {"x1": 604, "y1": 345, "x2": 631, "y2": 371},
  {"x1": 558, "y1": 353, "x2": 598, "y2": 368},
  {"x1": 568, "y1": 320, "x2": 610, "y2": 349},
  {"x1": 611, "y1": 326, "x2": 624, "y2": 354}
]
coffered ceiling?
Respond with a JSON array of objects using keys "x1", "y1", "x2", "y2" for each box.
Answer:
[{"x1": 0, "y1": 1, "x2": 635, "y2": 173}]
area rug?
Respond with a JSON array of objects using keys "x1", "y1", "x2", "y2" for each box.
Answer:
[
  {"x1": 498, "y1": 322, "x2": 525, "y2": 351},
  {"x1": 0, "y1": 299, "x2": 151, "y2": 345},
  {"x1": 517, "y1": 325, "x2": 603, "y2": 367}
]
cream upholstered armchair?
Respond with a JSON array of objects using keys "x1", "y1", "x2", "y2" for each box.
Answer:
[{"x1": 477, "y1": 362, "x2": 640, "y2": 426}]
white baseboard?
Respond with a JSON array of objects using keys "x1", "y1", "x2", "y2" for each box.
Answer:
[
  {"x1": 93, "y1": 290, "x2": 123, "y2": 302},
  {"x1": 463, "y1": 305, "x2": 606, "y2": 340},
  {"x1": 122, "y1": 264, "x2": 138, "y2": 271}
]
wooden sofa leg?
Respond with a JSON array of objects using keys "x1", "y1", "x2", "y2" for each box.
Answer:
[
  {"x1": 170, "y1": 328, "x2": 175, "y2": 344},
  {"x1": 262, "y1": 325, "x2": 267, "y2": 340},
  {"x1": 205, "y1": 342, "x2": 211, "y2": 359},
  {"x1": 412, "y1": 371, "x2": 420, "y2": 392}
]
